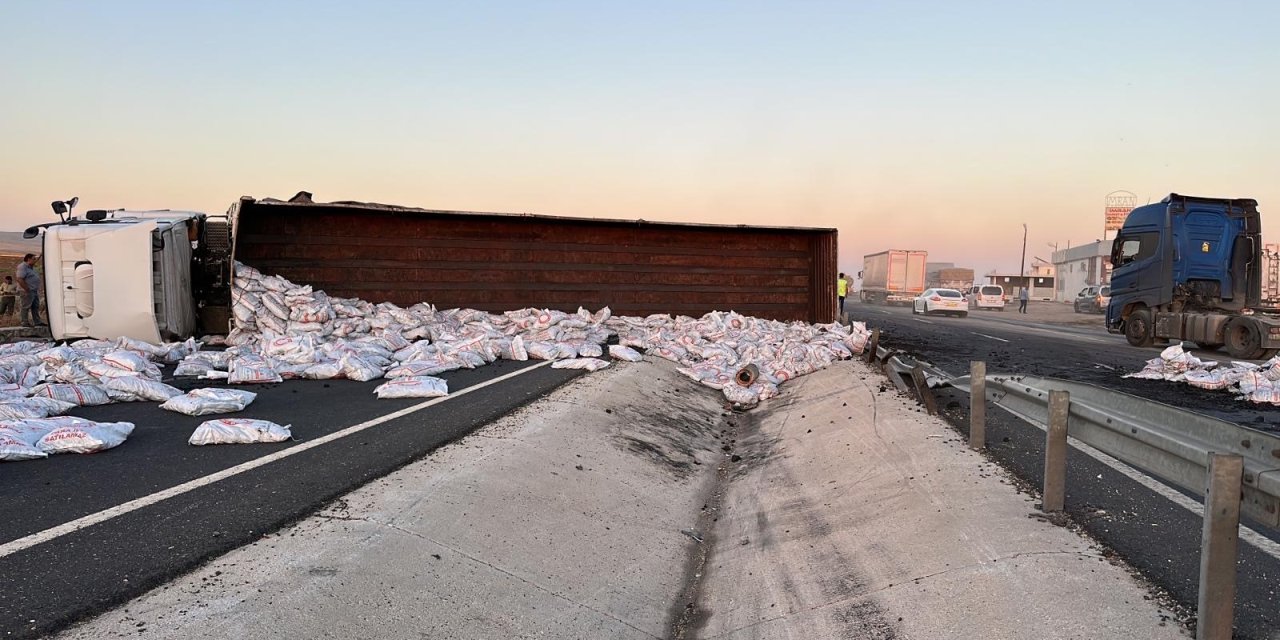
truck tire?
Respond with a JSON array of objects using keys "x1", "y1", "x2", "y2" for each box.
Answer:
[
  {"x1": 1124, "y1": 309, "x2": 1154, "y2": 348},
  {"x1": 1225, "y1": 317, "x2": 1266, "y2": 360}
]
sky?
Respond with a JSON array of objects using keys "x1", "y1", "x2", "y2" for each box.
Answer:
[{"x1": 2, "y1": 0, "x2": 1277, "y2": 277}]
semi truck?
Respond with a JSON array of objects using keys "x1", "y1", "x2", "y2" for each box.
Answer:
[
  {"x1": 1106, "y1": 193, "x2": 1280, "y2": 360},
  {"x1": 25, "y1": 193, "x2": 840, "y2": 342},
  {"x1": 860, "y1": 250, "x2": 927, "y2": 305}
]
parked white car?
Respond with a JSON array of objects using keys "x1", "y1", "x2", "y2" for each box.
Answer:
[
  {"x1": 967, "y1": 284, "x2": 1006, "y2": 311},
  {"x1": 912, "y1": 288, "x2": 968, "y2": 317}
]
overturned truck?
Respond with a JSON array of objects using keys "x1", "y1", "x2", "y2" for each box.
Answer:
[{"x1": 29, "y1": 193, "x2": 839, "y2": 342}]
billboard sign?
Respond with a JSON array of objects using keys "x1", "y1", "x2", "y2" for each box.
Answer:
[{"x1": 1104, "y1": 191, "x2": 1137, "y2": 232}]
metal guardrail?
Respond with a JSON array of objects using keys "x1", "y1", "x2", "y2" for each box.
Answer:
[
  {"x1": 863, "y1": 336, "x2": 1280, "y2": 638},
  {"x1": 870, "y1": 338, "x2": 1280, "y2": 529},
  {"x1": 947, "y1": 374, "x2": 1280, "y2": 530}
]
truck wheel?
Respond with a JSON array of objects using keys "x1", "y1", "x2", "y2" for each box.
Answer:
[
  {"x1": 1124, "y1": 309, "x2": 1154, "y2": 347},
  {"x1": 1225, "y1": 317, "x2": 1266, "y2": 360}
]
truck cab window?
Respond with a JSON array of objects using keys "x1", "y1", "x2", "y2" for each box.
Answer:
[{"x1": 1116, "y1": 232, "x2": 1159, "y2": 266}]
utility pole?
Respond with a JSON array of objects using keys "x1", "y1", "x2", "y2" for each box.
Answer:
[{"x1": 1020, "y1": 223, "x2": 1028, "y2": 292}]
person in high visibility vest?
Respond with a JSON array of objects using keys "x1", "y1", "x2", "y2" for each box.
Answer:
[{"x1": 837, "y1": 272, "x2": 849, "y2": 316}]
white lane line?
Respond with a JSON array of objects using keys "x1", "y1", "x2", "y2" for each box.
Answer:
[
  {"x1": 972, "y1": 332, "x2": 1010, "y2": 343},
  {"x1": 914, "y1": 318, "x2": 935, "y2": 324},
  {"x1": 1001, "y1": 411, "x2": 1280, "y2": 561},
  {"x1": 1066, "y1": 436, "x2": 1280, "y2": 561},
  {"x1": 0, "y1": 360, "x2": 555, "y2": 560}
]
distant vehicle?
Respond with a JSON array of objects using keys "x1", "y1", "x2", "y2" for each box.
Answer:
[
  {"x1": 912, "y1": 288, "x2": 968, "y2": 317},
  {"x1": 967, "y1": 284, "x2": 1006, "y2": 311},
  {"x1": 1073, "y1": 285, "x2": 1111, "y2": 314},
  {"x1": 862, "y1": 249, "x2": 927, "y2": 305},
  {"x1": 1107, "y1": 193, "x2": 1280, "y2": 359}
]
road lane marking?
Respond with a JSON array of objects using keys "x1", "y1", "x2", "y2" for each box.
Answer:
[
  {"x1": 972, "y1": 332, "x2": 1010, "y2": 343},
  {"x1": 913, "y1": 318, "x2": 934, "y2": 324},
  {"x1": 0, "y1": 360, "x2": 556, "y2": 560},
  {"x1": 1067, "y1": 436, "x2": 1280, "y2": 561}
]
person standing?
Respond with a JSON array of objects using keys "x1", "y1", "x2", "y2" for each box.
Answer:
[
  {"x1": 1018, "y1": 286, "x2": 1029, "y2": 314},
  {"x1": 17, "y1": 253, "x2": 43, "y2": 327},
  {"x1": 0, "y1": 275, "x2": 15, "y2": 318},
  {"x1": 837, "y1": 272, "x2": 849, "y2": 317}
]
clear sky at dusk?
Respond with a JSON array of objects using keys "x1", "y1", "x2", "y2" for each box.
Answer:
[{"x1": 2, "y1": 0, "x2": 1277, "y2": 277}]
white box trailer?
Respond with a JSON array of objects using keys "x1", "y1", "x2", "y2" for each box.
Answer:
[
  {"x1": 861, "y1": 250, "x2": 927, "y2": 305},
  {"x1": 29, "y1": 208, "x2": 230, "y2": 343}
]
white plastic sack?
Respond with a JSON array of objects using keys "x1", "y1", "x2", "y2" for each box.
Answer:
[
  {"x1": 0, "y1": 427, "x2": 46, "y2": 461},
  {"x1": 0, "y1": 397, "x2": 77, "y2": 419},
  {"x1": 550, "y1": 358, "x2": 611, "y2": 372},
  {"x1": 161, "y1": 388, "x2": 258, "y2": 416},
  {"x1": 228, "y1": 358, "x2": 282, "y2": 384},
  {"x1": 189, "y1": 419, "x2": 292, "y2": 445},
  {"x1": 37, "y1": 420, "x2": 135, "y2": 454},
  {"x1": 102, "y1": 350, "x2": 152, "y2": 372},
  {"x1": 102, "y1": 375, "x2": 184, "y2": 402},
  {"x1": 373, "y1": 376, "x2": 449, "y2": 399},
  {"x1": 29, "y1": 383, "x2": 112, "y2": 407},
  {"x1": 341, "y1": 354, "x2": 384, "y2": 382},
  {"x1": 608, "y1": 345, "x2": 644, "y2": 362}
]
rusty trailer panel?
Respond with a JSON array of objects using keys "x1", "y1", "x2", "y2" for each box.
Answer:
[{"x1": 230, "y1": 196, "x2": 838, "y2": 323}]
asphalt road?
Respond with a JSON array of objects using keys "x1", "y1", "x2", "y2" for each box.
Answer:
[
  {"x1": 852, "y1": 301, "x2": 1280, "y2": 433},
  {"x1": 848, "y1": 301, "x2": 1280, "y2": 639},
  {"x1": 0, "y1": 359, "x2": 583, "y2": 640}
]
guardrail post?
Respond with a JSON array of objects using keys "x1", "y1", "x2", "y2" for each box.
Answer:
[
  {"x1": 910, "y1": 365, "x2": 939, "y2": 415},
  {"x1": 1042, "y1": 390, "x2": 1069, "y2": 512},
  {"x1": 1197, "y1": 453, "x2": 1244, "y2": 640},
  {"x1": 864, "y1": 329, "x2": 880, "y2": 363},
  {"x1": 969, "y1": 361, "x2": 986, "y2": 450}
]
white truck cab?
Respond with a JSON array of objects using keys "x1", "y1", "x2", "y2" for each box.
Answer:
[{"x1": 27, "y1": 202, "x2": 231, "y2": 343}]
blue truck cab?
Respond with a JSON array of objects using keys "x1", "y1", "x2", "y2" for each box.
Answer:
[{"x1": 1106, "y1": 194, "x2": 1277, "y2": 359}]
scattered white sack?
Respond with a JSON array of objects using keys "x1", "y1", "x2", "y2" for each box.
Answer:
[
  {"x1": 0, "y1": 428, "x2": 46, "y2": 461},
  {"x1": 174, "y1": 355, "x2": 217, "y2": 377},
  {"x1": 608, "y1": 345, "x2": 644, "y2": 362},
  {"x1": 37, "y1": 419, "x2": 135, "y2": 455},
  {"x1": 28, "y1": 383, "x2": 112, "y2": 407},
  {"x1": 161, "y1": 388, "x2": 258, "y2": 416},
  {"x1": 550, "y1": 358, "x2": 611, "y2": 372},
  {"x1": 385, "y1": 361, "x2": 457, "y2": 378},
  {"x1": 341, "y1": 354, "x2": 384, "y2": 382},
  {"x1": 0, "y1": 419, "x2": 69, "y2": 461},
  {"x1": 0, "y1": 397, "x2": 77, "y2": 420},
  {"x1": 101, "y1": 350, "x2": 152, "y2": 372},
  {"x1": 102, "y1": 376, "x2": 184, "y2": 402},
  {"x1": 373, "y1": 376, "x2": 449, "y2": 399},
  {"x1": 228, "y1": 358, "x2": 283, "y2": 384},
  {"x1": 577, "y1": 343, "x2": 604, "y2": 358},
  {"x1": 189, "y1": 418, "x2": 291, "y2": 445}
]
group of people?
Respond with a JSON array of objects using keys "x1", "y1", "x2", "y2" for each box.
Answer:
[{"x1": 0, "y1": 254, "x2": 45, "y2": 327}]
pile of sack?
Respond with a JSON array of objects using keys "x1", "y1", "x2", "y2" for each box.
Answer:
[
  {"x1": 1124, "y1": 344, "x2": 1280, "y2": 404},
  {"x1": 224, "y1": 262, "x2": 874, "y2": 406},
  {"x1": 2, "y1": 262, "x2": 877, "y2": 461}
]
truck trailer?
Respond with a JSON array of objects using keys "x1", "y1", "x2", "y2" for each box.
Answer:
[
  {"x1": 1106, "y1": 193, "x2": 1280, "y2": 360},
  {"x1": 26, "y1": 193, "x2": 840, "y2": 342},
  {"x1": 861, "y1": 250, "x2": 927, "y2": 305}
]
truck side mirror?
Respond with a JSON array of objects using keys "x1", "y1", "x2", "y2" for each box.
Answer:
[{"x1": 23, "y1": 226, "x2": 40, "y2": 239}]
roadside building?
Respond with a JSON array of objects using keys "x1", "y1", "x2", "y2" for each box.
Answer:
[
  {"x1": 1264, "y1": 243, "x2": 1280, "y2": 305},
  {"x1": 1051, "y1": 241, "x2": 1111, "y2": 302},
  {"x1": 984, "y1": 260, "x2": 1056, "y2": 301}
]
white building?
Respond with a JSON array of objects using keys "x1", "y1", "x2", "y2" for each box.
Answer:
[
  {"x1": 1052, "y1": 241, "x2": 1111, "y2": 302},
  {"x1": 984, "y1": 260, "x2": 1056, "y2": 301}
]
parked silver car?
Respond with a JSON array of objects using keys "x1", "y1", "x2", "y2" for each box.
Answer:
[{"x1": 1072, "y1": 285, "x2": 1111, "y2": 313}]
